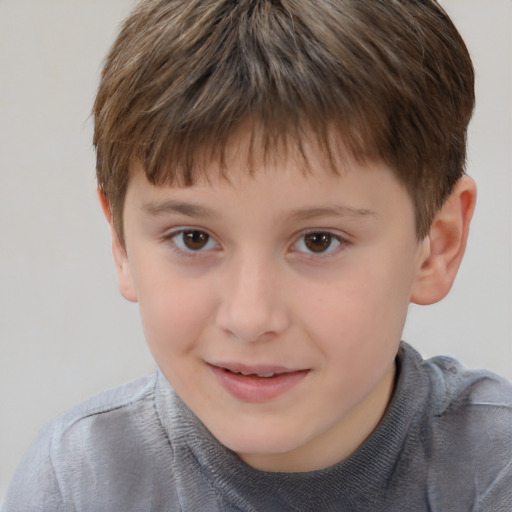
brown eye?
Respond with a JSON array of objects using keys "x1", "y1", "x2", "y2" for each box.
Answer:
[
  {"x1": 182, "y1": 230, "x2": 210, "y2": 250},
  {"x1": 304, "y1": 232, "x2": 333, "y2": 253},
  {"x1": 294, "y1": 231, "x2": 342, "y2": 255},
  {"x1": 170, "y1": 229, "x2": 218, "y2": 252}
]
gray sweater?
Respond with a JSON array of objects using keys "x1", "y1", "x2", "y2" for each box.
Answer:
[{"x1": 3, "y1": 343, "x2": 512, "y2": 511}]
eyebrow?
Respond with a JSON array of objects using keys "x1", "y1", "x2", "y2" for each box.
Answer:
[
  {"x1": 288, "y1": 205, "x2": 376, "y2": 221},
  {"x1": 141, "y1": 200, "x2": 375, "y2": 221},
  {"x1": 141, "y1": 200, "x2": 216, "y2": 219}
]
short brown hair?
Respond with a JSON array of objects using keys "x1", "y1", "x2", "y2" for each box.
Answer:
[{"x1": 93, "y1": 0, "x2": 474, "y2": 242}]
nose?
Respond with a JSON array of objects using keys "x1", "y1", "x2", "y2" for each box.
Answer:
[{"x1": 215, "y1": 256, "x2": 290, "y2": 343}]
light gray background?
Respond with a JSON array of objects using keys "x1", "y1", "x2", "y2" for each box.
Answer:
[{"x1": 1, "y1": 0, "x2": 511, "y2": 501}]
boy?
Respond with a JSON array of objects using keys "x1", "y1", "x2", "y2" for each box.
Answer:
[{"x1": 3, "y1": 0, "x2": 511, "y2": 510}]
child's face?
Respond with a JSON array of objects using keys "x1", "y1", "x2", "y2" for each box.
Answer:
[{"x1": 116, "y1": 134, "x2": 428, "y2": 472}]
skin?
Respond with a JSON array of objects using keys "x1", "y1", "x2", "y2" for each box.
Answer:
[{"x1": 100, "y1": 132, "x2": 476, "y2": 473}]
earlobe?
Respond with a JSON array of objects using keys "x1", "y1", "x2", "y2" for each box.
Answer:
[
  {"x1": 97, "y1": 188, "x2": 138, "y2": 303},
  {"x1": 410, "y1": 176, "x2": 477, "y2": 305}
]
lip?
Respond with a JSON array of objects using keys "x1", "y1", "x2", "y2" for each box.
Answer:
[{"x1": 208, "y1": 363, "x2": 310, "y2": 403}]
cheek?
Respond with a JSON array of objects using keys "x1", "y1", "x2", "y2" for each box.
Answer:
[
  {"x1": 135, "y1": 269, "x2": 217, "y2": 357},
  {"x1": 297, "y1": 259, "x2": 411, "y2": 363}
]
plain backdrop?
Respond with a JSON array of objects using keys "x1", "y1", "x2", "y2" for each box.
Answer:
[{"x1": 1, "y1": 0, "x2": 511, "y2": 501}]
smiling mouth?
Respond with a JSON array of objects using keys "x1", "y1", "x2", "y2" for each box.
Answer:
[{"x1": 209, "y1": 364, "x2": 309, "y2": 402}]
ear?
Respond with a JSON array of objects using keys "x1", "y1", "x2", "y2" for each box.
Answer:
[
  {"x1": 97, "y1": 188, "x2": 138, "y2": 303},
  {"x1": 410, "y1": 176, "x2": 477, "y2": 305}
]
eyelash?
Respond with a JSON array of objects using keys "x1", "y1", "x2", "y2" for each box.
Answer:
[{"x1": 162, "y1": 228, "x2": 348, "y2": 258}]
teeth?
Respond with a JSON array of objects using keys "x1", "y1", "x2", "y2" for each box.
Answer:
[{"x1": 233, "y1": 370, "x2": 276, "y2": 378}]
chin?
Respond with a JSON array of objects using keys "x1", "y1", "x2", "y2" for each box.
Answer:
[{"x1": 212, "y1": 420, "x2": 311, "y2": 461}]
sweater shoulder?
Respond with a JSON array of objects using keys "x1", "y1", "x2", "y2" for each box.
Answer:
[
  {"x1": 53, "y1": 373, "x2": 158, "y2": 431},
  {"x1": 423, "y1": 354, "x2": 512, "y2": 416},
  {"x1": 417, "y1": 356, "x2": 512, "y2": 508},
  {"x1": 2, "y1": 373, "x2": 176, "y2": 511}
]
